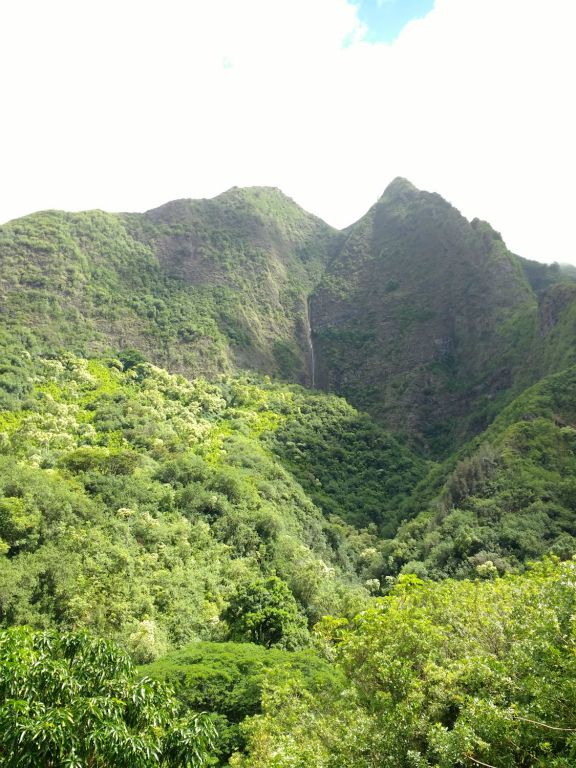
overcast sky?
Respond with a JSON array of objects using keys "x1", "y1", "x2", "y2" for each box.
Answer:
[{"x1": 1, "y1": 0, "x2": 574, "y2": 263}]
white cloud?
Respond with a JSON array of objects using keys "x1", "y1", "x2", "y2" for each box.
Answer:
[{"x1": 0, "y1": 0, "x2": 574, "y2": 262}]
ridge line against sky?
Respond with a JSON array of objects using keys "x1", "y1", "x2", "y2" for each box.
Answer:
[{"x1": 1, "y1": 0, "x2": 574, "y2": 263}]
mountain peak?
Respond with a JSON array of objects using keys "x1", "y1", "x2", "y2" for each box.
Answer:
[
  {"x1": 216, "y1": 185, "x2": 292, "y2": 203},
  {"x1": 381, "y1": 177, "x2": 419, "y2": 199}
]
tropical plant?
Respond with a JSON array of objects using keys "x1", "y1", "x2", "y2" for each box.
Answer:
[
  {"x1": 223, "y1": 577, "x2": 309, "y2": 650},
  {"x1": 0, "y1": 627, "x2": 216, "y2": 767}
]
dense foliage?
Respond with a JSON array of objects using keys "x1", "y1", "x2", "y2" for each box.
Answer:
[
  {"x1": 3, "y1": 180, "x2": 576, "y2": 766},
  {"x1": 236, "y1": 559, "x2": 576, "y2": 767},
  {"x1": 142, "y1": 640, "x2": 342, "y2": 763},
  {"x1": 381, "y1": 366, "x2": 576, "y2": 578},
  {"x1": 267, "y1": 393, "x2": 427, "y2": 532},
  {"x1": 0, "y1": 344, "x2": 424, "y2": 656},
  {"x1": 0, "y1": 627, "x2": 215, "y2": 767},
  {"x1": 222, "y1": 576, "x2": 308, "y2": 649}
]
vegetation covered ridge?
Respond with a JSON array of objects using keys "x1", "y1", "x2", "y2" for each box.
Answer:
[
  {"x1": 3, "y1": 179, "x2": 576, "y2": 456},
  {"x1": 380, "y1": 364, "x2": 576, "y2": 579},
  {"x1": 0, "y1": 186, "x2": 338, "y2": 385}
]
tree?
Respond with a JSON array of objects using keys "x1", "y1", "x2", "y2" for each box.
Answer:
[
  {"x1": 0, "y1": 626, "x2": 216, "y2": 767},
  {"x1": 237, "y1": 561, "x2": 576, "y2": 767},
  {"x1": 223, "y1": 577, "x2": 309, "y2": 650}
]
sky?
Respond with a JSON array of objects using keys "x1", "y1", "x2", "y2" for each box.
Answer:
[
  {"x1": 353, "y1": 0, "x2": 435, "y2": 42},
  {"x1": 1, "y1": 0, "x2": 574, "y2": 264}
]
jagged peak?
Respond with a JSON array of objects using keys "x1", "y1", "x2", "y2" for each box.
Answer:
[{"x1": 380, "y1": 177, "x2": 419, "y2": 198}]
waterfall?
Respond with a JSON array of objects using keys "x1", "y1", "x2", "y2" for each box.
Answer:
[{"x1": 306, "y1": 296, "x2": 315, "y2": 388}]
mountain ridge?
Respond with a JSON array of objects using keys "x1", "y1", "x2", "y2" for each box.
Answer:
[
  {"x1": 2, "y1": 179, "x2": 576, "y2": 457},
  {"x1": 311, "y1": 179, "x2": 540, "y2": 453}
]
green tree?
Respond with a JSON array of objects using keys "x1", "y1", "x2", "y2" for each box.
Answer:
[
  {"x1": 237, "y1": 560, "x2": 576, "y2": 767},
  {"x1": 142, "y1": 640, "x2": 344, "y2": 764},
  {"x1": 223, "y1": 577, "x2": 309, "y2": 650},
  {"x1": 0, "y1": 627, "x2": 216, "y2": 767}
]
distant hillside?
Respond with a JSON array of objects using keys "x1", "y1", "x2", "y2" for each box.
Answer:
[
  {"x1": 378, "y1": 365, "x2": 576, "y2": 578},
  {"x1": 0, "y1": 187, "x2": 337, "y2": 383},
  {"x1": 518, "y1": 255, "x2": 576, "y2": 294}
]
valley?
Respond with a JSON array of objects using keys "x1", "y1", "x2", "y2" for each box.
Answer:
[{"x1": 1, "y1": 180, "x2": 576, "y2": 766}]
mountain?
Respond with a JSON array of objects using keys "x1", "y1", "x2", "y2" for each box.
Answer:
[
  {"x1": 5, "y1": 176, "x2": 576, "y2": 595},
  {"x1": 3, "y1": 179, "x2": 576, "y2": 457},
  {"x1": 0, "y1": 187, "x2": 336, "y2": 383},
  {"x1": 311, "y1": 178, "x2": 539, "y2": 453},
  {"x1": 4, "y1": 180, "x2": 576, "y2": 766}
]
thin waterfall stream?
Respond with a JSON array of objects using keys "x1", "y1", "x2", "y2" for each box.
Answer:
[{"x1": 306, "y1": 296, "x2": 315, "y2": 388}]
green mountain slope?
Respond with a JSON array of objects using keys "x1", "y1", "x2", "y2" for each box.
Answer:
[
  {"x1": 4, "y1": 180, "x2": 576, "y2": 458},
  {"x1": 380, "y1": 365, "x2": 576, "y2": 578},
  {"x1": 0, "y1": 187, "x2": 337, "y2": 383},
  {"x1": 312, "y1": 178, "x2": 538, "y2": 454},
  {"x1": 4, "y1": 181, "x2": 576, "y2": 767},
  {"x1": 0, "y1": 346, "x2": 424, "y2": 657},
  {"x1": 3, "y1": 179, "x2": 576, "y2": 592}
]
